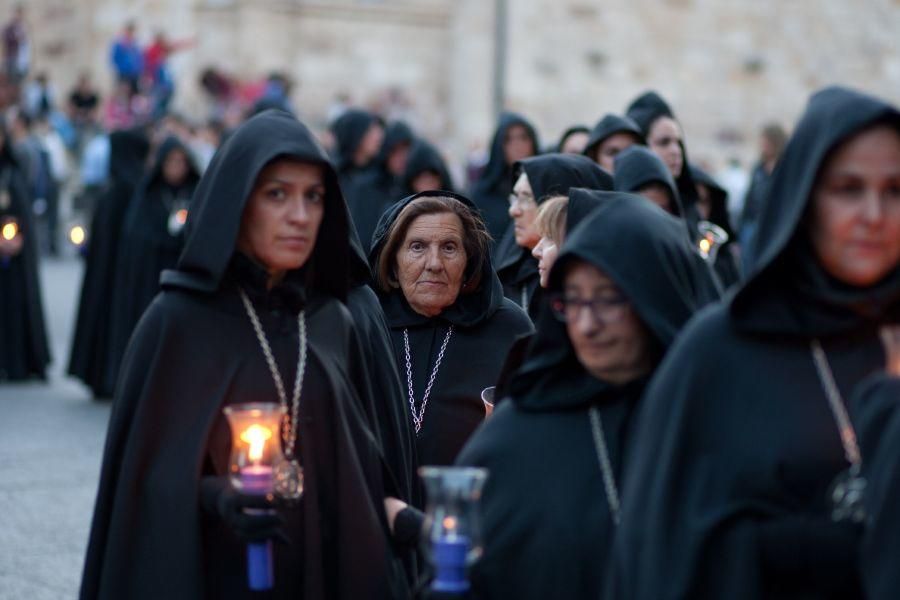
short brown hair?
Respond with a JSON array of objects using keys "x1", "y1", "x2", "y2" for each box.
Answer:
[
  {"x1": 534, "y1": 195, "x2": 568, "y2": 244},
  {"x1": 376, "y1": 195, "x2": 491, "y2": 294}
]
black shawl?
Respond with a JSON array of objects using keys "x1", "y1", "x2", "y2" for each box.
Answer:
[
  {"x1": 456, "y1": 196, "x2": 720, "y2": 600},
  {"x1": 80, "y1": 110, "x2": 406, "y2": 599},
  {"x1": 609, "y1": 86, "x2": 900, "y2": 600}
]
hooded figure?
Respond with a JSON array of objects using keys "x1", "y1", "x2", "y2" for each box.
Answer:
[
  {"x1": 369, "y1": 190, "x2": 533, "y2": 472},
  {"x1": 470, "y1": 112, "x2": 540, "y2": 247},
  {"x1": 0, "y1": 123, "x2": 50, "y2": 381},
  {"x1": 583, "y1": 114, "x2": 645, "y2": 170},
  {"x1": 456, "y1": 195, "x2": 720, "y2": 600},
  {"x1": 495, "y1": 153, "x2": 614, "y2": 312},
  {"x1": 556, "y1": 125, "x2": 590, "y2": 154},
  {"x1": 103, "y1": 136, "x2": 201, "y2": 393},
  {"x1": 690, "y1": 162, "x2": 742, "y2": 287},
  {"x1": 68, "y1": 128, "x2": 150, "y2": 397},
  {"x1": 330, "y1": 108, "x2": 382, "y2": 186},
  {"x1": 344, "y1": 120, "x2": 414, "y2": 249},
  {"x1": 80, "y1": 110, "x2": 407, "y2": 599},
  {"x1": 399, "y1": 138, "x2": 456, "y2": 198},
  {"x1": 613, "y1": 145, "x2": 683, "y2": 216},
  {"x1": 848, "y1": 372, "x2": 900, "y2": 600},
  {"x1": 609, "y1": 86, "x2": 900, "y2": 600}
]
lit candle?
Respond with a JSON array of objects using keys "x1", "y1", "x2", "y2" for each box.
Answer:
[
  {"x1": 69, "y1": 225, "x2": 87, "y2": 247},
  {"x1": 1, "y1": 221, "x2": 17, "y2": 241}
]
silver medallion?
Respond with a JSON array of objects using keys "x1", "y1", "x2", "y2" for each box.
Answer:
[
  {"x1": 829, "y1": 464, "x2": 867, "y2": 523},
  {"x1": 167, "y1": 206, "x2": 189, "y2": 236},
  {"x1": 274, "y1": 457, "x2": 304, "y2": 500}
]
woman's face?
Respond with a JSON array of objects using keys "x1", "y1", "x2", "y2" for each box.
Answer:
[
  {"x1": 162, "y1": 148, "x2": 190, "y2": 187},
  {"x1": 237, "y1": 159, "x2": 326, "y2": 279},
  {"x1": 355, "y1": 123, "x2": 385, "y2": 167},
  {"x1": 559, "y1": 261, "x2": 655, "y2": 385},
  {"x1": 695, "y1": 183, "x2": 713, "y2": 220},
  {"x1": 504, "y1": 124, "x2": 535, "y2": 166},
  {"x1": 561, "y1": 131, "x2": 590, "y2": 155},
  {"x1": 595, "y1": 132, "x2": 641, "y2": 173},
  {"x1": 509, "y1": 172, "x2": 541, "y2": 249},
  {"x1": 532, "y1": 235, "x2": 561, "y2": 288},
  {"x1": 386, "y1": 142, "x2": 411, "y2": 177},
  {"x1": 810, "y1": 125, "x2": 900, "y2": 287},
  {"x1": 637, "y1": 183, "x2": 675, "y2": 215},
  {"x1": 411, "y1": 171, "x2": 443, "y2": 194},
  {"x1": 395, "y1": 211, "x2": 468, "y2": 317},
  {"x1": 647, "y1": 117, "x2": 684, "y2": 177}
]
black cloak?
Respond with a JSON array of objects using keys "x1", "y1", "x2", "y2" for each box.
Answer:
[
  {"x1": 613, "y1": 144, "x2": 683, "y2": 216},
  {"x1": 80, "y1": 110, "x2": 406, "y2": 599},
  {"x1": 582, "y1": 113, "x2": 645, "y2": 162},
  {"x1": 456, "y1": 195, "x2": 721, "y2": 600},
  {"x1": 609, "y1": 86, "x2": 900, "y2": 600},
  {"x1": 848, "y1": 374, "x2": 900, "y2": 600},
  {"x1": 68, "y1": 128, "x2": 150, "y2": 397},
  {"x1": 330, "y1": 108, "x2": 382, "y2": 186},
  {"x1": 555, "y1": 124, "x2": 589, "y2": 153},
  {"x1": 369, "y1": 190, "x2": 534, "y2": 471},
  {"x1": 344, "y1": 120, "x2": 414, "y2": 250},
  {"x1": 470, "y1": 112, "x2": 540, "y2": 247},
  {"x1": 690, "y1": 162, "x2": 742, "y2": 288},
  {"x1": 494, "y1": 153, "x2": 614, "y2": 312},
  {"x1": 625, "y1": 91, "x2": 704, "y2": 230},
  {"x1": 0, "y1": 129, "x2": 50, "y2": 381},
  {"x1": 103, "y1": 137, "x2": 201, "y2": 394},
  {"x1": 399, "y1": 138, "x2": 455, "y2": 198}
]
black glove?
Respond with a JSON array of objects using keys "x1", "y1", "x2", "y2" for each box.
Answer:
[
  {"x1": 393, "y1": 506, "x2": 425, "y2": 546},
  {"x1": 199, "y1": 475, "x2": 289, "y2": 544}
]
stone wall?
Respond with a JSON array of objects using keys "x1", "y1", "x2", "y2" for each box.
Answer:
[{"x1": 6, "y1": 0, "x2": 900, "y2": 171}]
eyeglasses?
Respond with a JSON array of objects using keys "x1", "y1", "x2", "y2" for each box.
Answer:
[
  {"x1": 549, "y1": 293, "x2": 630, "y2": 324},
  {"x1": 508, "y1": 192, "x2": 537, "y2": 209}
]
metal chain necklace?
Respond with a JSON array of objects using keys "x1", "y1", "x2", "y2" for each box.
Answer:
[
  {"x1": 239, "y1": 288, "x2": 307, "y2": 500},
  {"x1": 810, "y1": 339, "x2": 866, "y2": 523},
  {"x1": 588, "y1": 407, "x2": 621, "y2": 525},
  {"x1": 403, "y1": 326, "x2": 454, "y2": 435}
]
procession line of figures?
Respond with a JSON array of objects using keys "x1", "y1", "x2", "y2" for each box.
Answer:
[{"x1": 2, "y1": 85, "x2": 900, "y2": 600}]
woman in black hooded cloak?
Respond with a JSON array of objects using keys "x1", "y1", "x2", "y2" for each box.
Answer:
[
  {"x1": 68, "y1": 128, "x2": 150, "y2": 397},
  {"x1": 399, "y1": 138, "x2": 456, "y2": 198},
  {"x1": 103, "y1": 136, "x2": 201, "y2": 392},
  {"x1": 456, "y1": 194, "x2": 719, "y2": 600},
  {"x1": 494, "y1": 153, "x2": 613, "y2": 312},
  {"x1": 690, "y1": 162, "x2": 742, "y2": 287},
  {"x1": 609, "y1": 86, "x2": 900, "y2": 600},
  {"x1": 469, "y1": 112, "x2": 539, "y2": 247},
  {"x1": 80, "y1": 110, "x2": 408, "y2": 600},
  {"x1": 0, "y1": 123, "x2": 50, "y2": 381}
]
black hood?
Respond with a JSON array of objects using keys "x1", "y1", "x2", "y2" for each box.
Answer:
[
  {"x1": 556, "y1": 125, "x2": 589, "y2": 153},
  {"x1": 400, "y1": 139, "x2": 455, "y2": 196},
  {"x1": 626, "y1": 91, "x2": 702, "y2": 228},
  {"x1": 511, "y1": 194, "x2": 720, "y2": 411},
  {"x1": 583, "y1": 114, "x2": 645, "y2": 160},
  {"x1": 368, "y1": 190, "x2": 504, "y2": 328},
  {"x1": 495, "y1": 153, "x2": 614, "y2": 274},
  {"x1": 565, "y1": 188, "x2": 624, "y2": 237},
  {"x1": 730, "y1": 86, "x2": 900, "y2": 337},
  {"x1": 330, "y1": 108, "x2": 381, "y2": 173},
  {"x1": 472, "y1": 112, "x2": 540, "y2": 197},
  {"x1": 377, "y1": 120, "x2": 415, "y2": 167},
  {"x1": 689, "y1": 163, "x2": 735, "y2": 238},
  {"x1": 145, "y1": 136, "x2": 201, "y2": 190},
  {"x1": 613, "y1": 145, "x2": 682, "y2": 216},
  {"x1": 161, "y1": 110, "x2": 352, "y2": 301},
  {"x1": 108, "y1": 128, "x2": 151, "y2": 185}
]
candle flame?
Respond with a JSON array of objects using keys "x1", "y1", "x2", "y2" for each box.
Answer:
[
  {"x1": 1, "y1": 222, "x2": 17, "y2": 241},
  {"x1": 175, "y1": 209, "x2": 188, "y2": 225},
  {"x1": 442, "y1": 516, "x2": 457, "y2": 531},
  {"x1": 698, "y1": 238, "x2": 711, "y2": 254},
  {"x1": 69, "y1": 225, "x2": 86, "y2": 246},
  {"x1": 240, "y1": 424, "x2": 273, "y2": 462}
]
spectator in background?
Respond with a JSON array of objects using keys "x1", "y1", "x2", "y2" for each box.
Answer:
[
  {"x1": 143, "y1": 32, "x2": 194, "y2": 118},
  {"x1": 2, "y1": 4, "x2": 29, "y2": 86},
  {"x1": 104, "y1": 80, "x2": 149, "y2": 131},
  {"x1": 110, "y1": 22, "x2": 143, "y2": 94},
  {"x1": 68, "y1": 72, "x2": 101, "y2": 129},
  {"x1": 739, "y1": 122, "x2": 787, "y2": 268},
  {"x1": 22, "y1": 72, "x2": 55, "y2": 120},
  {"x1": 9, "y1": 109, "x2": 59, "y2": 254}
]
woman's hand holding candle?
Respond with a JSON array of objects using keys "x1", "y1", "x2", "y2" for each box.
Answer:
[
  {"x1": 0, "y1": 228, "x2": 23, "y2": 257},
  {"x1": 199, "y1": 475, "x2": 288, "y2": 544}
]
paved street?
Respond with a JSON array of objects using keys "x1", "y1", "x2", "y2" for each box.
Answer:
[{"x1": 0, "y1": 257, "x2": 111, "y2": 600}]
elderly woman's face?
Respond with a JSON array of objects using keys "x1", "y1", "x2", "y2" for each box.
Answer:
[
  {"x1": 395, "y1": 211, "x2": 468, "y2": 317},
  {"x1": 558, "y1": 261, "x2": 655, "y2": 385},
  {"x1": 237, "y1": 159, "x2": 325, "y2": 280},
  {"x1": 810, "y1": 125, "x2": 900, "y2": 287},
  {"x1": 509, "y1": 172, "x2": 541, "y2": 249}
]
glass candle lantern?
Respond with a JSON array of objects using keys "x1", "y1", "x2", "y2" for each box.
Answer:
[
  {"x1": 481, "y1": 386, "x2": 495, "y2": 419},
  {"x1": 696, "y1": 220, "x2": 729, "y2": 263},
  {"x1": 223, "y1": 403, "x2": 286, "y2": 591},
  {"x1": 419, "y1": 466, "x2": 489, "y2": 594}
]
